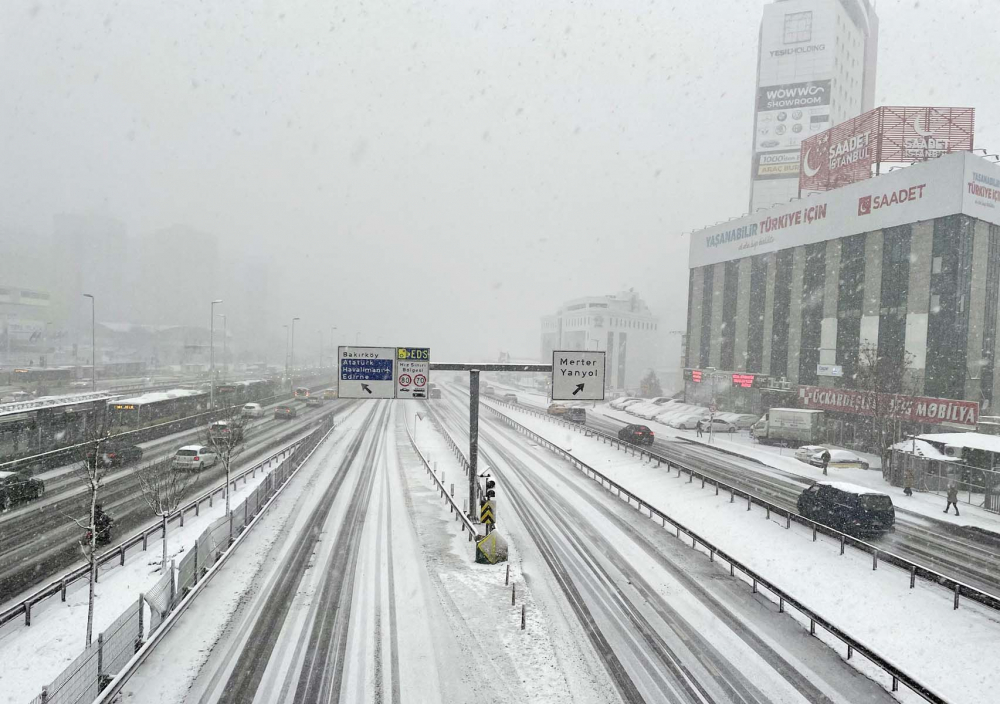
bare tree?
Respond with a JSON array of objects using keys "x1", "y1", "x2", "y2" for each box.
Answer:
[
  {"x1": 133, "y1": 456, "x2": 194, "y2": 573},
  {"x1": 855, "y1": 342, "x2": 918, "y2": 472},
  {"x1": 67, "y1": 419, "x2": 114, "y2": 647},
  {"x1": 202, "y1": 400, "x2": 249, "y2": 514}
]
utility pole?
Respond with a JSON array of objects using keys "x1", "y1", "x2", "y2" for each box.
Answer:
[
  {"x1": 83, "y1": 294, "x2": 95, "y2": 391},
  {"x1": 210, "y1": 299, "x2": 223, "y2": 408}
]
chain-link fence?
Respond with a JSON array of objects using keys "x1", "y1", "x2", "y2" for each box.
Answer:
[
  {"x1": 26, "y1": 417, "x2": 334, "y2": 704},
  {"x1": 889, "y1": 450, "x2": 1000, "y2": 512}
]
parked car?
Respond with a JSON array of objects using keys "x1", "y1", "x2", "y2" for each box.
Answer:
[
  {"x1": 795, "y1": 445, "x2": 828, "y2": 464},
  {"x1": 274, "y1": 404, "x2": 297, "y2": 420},
  {"x1": 566, "y1": 407, "x2": 587, "y2": 424},
  {"x1": 171, "y1": 445, "x2": 218, "y2": 471},
  {"x1": 86, "y1": 442, "x2": 144, "y2": 468},
  {"x1": 667, "y1": 413, "x2": 704, "y2": 430},
  {"x1": 730, "y1": 414, "x2": 761, "y2": 430},
  {"x1": 821, "y1": 449, "x2": 870, "y2": 470},
  {"x1": 242, "y1": 402, "x2": 264, "y2": 418},
  {"x1": 502, "y1": 393, "x2": 518, "y2": 404},
  {"x1": 210, "y1": 420, "x2": 244, "y2": 443},
  {"x1": 797, "y1": 482, "x2": 895, "y2": 536},
  {"x1": 697, "y1": 417, "x2": 737, "y2": 434},
  {"x1": 618, "y1": 424, "x2": 654, "y2": 445},
  {"x1": 611, "y1": 397, "x2": 644, "y2": 410},
  {"x1": 0, "y1": 470, "x2": 45, "y2": 511}
]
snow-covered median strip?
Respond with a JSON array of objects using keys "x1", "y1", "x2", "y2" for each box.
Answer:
[{"x1": 482, "y1": 399, "x2": 1000, "y2": 704}]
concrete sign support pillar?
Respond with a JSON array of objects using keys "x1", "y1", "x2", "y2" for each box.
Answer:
[{"x1": 469, "y1": 369, "x2": 480, "y2": 520}]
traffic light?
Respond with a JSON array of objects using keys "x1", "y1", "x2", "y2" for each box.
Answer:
[{"x1": 485, "y1": 479, "x2": 496, "y2": 499}]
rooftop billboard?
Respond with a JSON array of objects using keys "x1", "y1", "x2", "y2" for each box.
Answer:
[{"x1": 690, "y1": 152, "x2": 1000, "y2": 268}]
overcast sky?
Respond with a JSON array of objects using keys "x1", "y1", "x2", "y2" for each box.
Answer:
[{"x1": 2, "y1": 0, "x2": 998, "y2": 361}]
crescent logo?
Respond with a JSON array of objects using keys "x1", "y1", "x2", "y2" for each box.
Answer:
[
  {"x1": 802, "y1": 149, "x2": 821, "y2": 177},
  {"x1": 911, "y1": 114, "x2": 933, "y2": 137}
]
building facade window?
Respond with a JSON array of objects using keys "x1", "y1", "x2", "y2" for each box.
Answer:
[
  {"x1": 982, "y1": 224, "x2": 1000, "y2": 407},
  {"x1": 770, "y1": 250, "x2": 794, "y2": 378},
  {"x1": 720, "y1": 260, "x2": 739, "y2": 370},
  {"x1": 783, "y1": 11, "x2": 813, "y2": 44},
  {"x1": 836, "y1": 233, "x2": 866, "y2": 385},
  {"x1": 686, "y1": 270, "x2": 696, "y2": 366},
  {"x1": 746, "y1": 255, "x2": 768, "y2": 373},
  {"x1": 878, "y1": 225, "x2": 911, "y2": 392},
  {"x1": 925, "y1": 215, "x2": 975, "y2": 399},
  {"x1": 700, "y1": 265, "x2": 714, "y2": 367},
  {"x1": 799, "y1": 243, "x2": 826, "y2": 385}
]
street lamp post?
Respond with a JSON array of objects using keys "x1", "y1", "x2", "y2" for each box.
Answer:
[
  {"x1": 290, "y1": 317, "x2": 300, "y2": 390},
  {"x1": 283, "y1": 324, "x2": 290, "y2": 388},
  {"x1": 210, "y1": 300, "x2": 223, "y2": 408},
  {"x1": 83, "y1": 294, "x2": 95, "y2": 392},
  {"x1": 217, "y1": 314, "x2": 227, "y2": 381}
]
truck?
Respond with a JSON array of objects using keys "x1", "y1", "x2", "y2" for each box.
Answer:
[{"x1": 752, "y1": 408, "x2": 825, "y2": 446}]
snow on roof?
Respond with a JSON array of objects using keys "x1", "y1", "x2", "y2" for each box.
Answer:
[
  {"x1": 817, "y1": 481, "x2": 887, "y2": 496},
  {"x1": 0, "y1": 391, "x2": 118, "y2": 417},
  {"x1": 112, "y1": 389, "x2": 205, "y2": 406},
  {"x1": 892, "y1": 438, "x2": 959, "y2": 461},
  {"x1": 917, "y1": 432, "x2": 1000, "y2": 455}
]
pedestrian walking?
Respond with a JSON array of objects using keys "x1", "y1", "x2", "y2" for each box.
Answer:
[
  {"x1": 820, "y1": 449, "x2": 831, "y2": 476},
  {"x1": 903, "y1": 466, "x2": 914, "y2": 497},
  {"x1": 944, "y1": 484, "x2": 960, "y2": 515},
  {"x1": 696, "y1": 422, "x2": 704, "y2": 438}
]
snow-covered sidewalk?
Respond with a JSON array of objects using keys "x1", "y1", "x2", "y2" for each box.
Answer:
[{"x1": 484, "y1": 400, "x2": 1000, "y2": 704}]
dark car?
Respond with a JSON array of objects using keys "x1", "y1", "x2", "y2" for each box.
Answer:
[
  {"x1": 502, "y1": 393, "x2": 518, "y2": 404},
  {"x1": 274, "y1": 405, "x2": 297, "y2": 420},
  {"x1": 566, "y1": 407, "x2": 587, "y2": 424},
  {"x1": 305, "y1": 396, "x2": 324, "y2": 407},
  {"x1": 0, "y1": 471, "x2": 45, "y2": 511},
  {"x1": 618, "y1": 424, "x2": 654, "y2": 446},
  {"x1": 797, "y1": 481, "x2": 895, "y2": 536},
  {"x1": 85, "y1": 443, "x2": 144, "y2": 468}
]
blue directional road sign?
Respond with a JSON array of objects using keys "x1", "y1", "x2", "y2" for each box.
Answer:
[{"x1": 338, "y1": 346, "x2": 396, "y2": 399}]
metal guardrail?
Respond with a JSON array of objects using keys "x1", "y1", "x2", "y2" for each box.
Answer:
[
  {"x1": 0, "y1": 417, "x2": 329, "y2": 630},
  {"x1": 84, "y1": 415, "x2": 338, "y2": 704},
  {"x1": 480, "y1": 400, "x2": 950, "y2": 704},
  {"x1": 486, "y1": 397, "x2": 1000, "y2": 614},
  {"x1": 402, "y1": 418, "x2": 478, "y2": 539}
]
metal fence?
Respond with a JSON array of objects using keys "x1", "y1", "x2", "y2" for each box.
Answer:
[
  {"x1": 24, "y1": 416, "x2": 336, "y2": 704},
  {"x1": 888, "y1": 450, "x2": 1000, "y2": 513},
  {"x1": 0, "y1": 414, "x2": 336, "y2": 630}
]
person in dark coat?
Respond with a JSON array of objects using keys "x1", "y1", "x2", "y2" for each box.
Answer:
[
  {"x1": 944, "y1": 485, "x2": 960, "y2": 516},
  {"x1": 696, "y1": 422, "x2": 704, "y2": 438},
  {"x1": 820, "y1": 449, "x2": 831, "y2": 476}
]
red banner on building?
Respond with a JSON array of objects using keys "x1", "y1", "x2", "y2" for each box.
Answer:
[
  {"x1": 797, "y1": 385, "x2": 979, "y2": 428},
  {"x1": 799, "y1": 106, "x2": 975, "y2": 193}
]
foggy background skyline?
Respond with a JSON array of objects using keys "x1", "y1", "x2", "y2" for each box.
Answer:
[{"x1": 2, "y1": 0, "x2": 999, "y2": 362}]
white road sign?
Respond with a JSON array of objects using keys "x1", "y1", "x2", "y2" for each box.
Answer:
[
  {"x1": 395, "y1": 347, "x2": 430, "y2": 400},
  {"x1": 338, "y1": 346, "x2": 397, "y2": 399},
  {"x1": 551, "y1": 350, "x2": 606, "y2": 401}
]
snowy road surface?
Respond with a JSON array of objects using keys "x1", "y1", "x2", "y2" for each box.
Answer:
[
  {"x1": 123, "y1": 401, "x2": 600, "y2": 703},
  {"x1": 432, "y1": 393, "x2": 897, "y2": 704}
]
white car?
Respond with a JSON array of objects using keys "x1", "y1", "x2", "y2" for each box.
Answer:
[
  {"x1": 611, "y1": 397, "x2": 644, "y2": 410},
  {"x1": 242, "y1": 402, "x2": 264, "y2": 418},
  {"x1": 172, "y1": 445, "x2": 218, "y2": 471},
  {"x1": 667, "y1": 413, "x2": 704, "y2": 429},
  {"x1": 794, "y1": 445, "x2": 828, "y2": 464},
  {"x1": 826, "y1": 449, "x2": 871, "y2": 470},
  {"x1": 698, "y1": 417, "x2": 738, "y2": 433}
]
